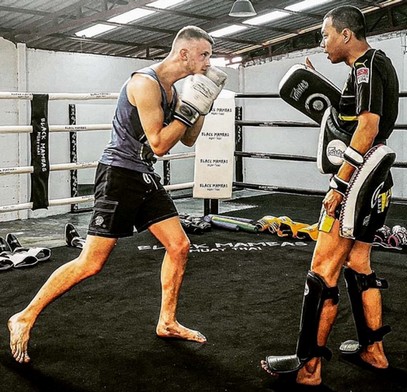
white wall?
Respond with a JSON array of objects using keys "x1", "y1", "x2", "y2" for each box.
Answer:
[
  {"x1": 240, "y1": 31, "x2": 407, "y2": 199},
  {"x1": 0, "y1": 39, "x2": 21, "y2": 222}
]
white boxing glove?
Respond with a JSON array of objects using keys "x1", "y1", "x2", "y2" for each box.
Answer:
[
  {"x1": 205, "y1": 66, "x2": 228, "y2": 90},
  {"x1": 174, "y1": 67, "x2": 227, "y2": 127}
]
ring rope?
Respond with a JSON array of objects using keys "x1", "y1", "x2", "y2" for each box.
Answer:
[
  {"x1": 0, "y1": 124, "x2": 113, "y2": 134},
  {"x1": 234, "y1": 151, "x2": 407, "y2": 168},
  {"x1": 0, "y1": 92, "x2": 119, "y2": 100},
  {"x1": 236, "y1": 120, "x2": 407, "y2": 129},
  {"x1": 0, "y1": 152, "x2": 196, "y2": 176}
]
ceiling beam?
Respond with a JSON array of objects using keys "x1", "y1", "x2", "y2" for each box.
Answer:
[
  {"x1": 12, "y1": 0, "x2": 152, "y2": 40},
  {"x1": 0, "y1": 5, "x2": 49, "y2": 17}
]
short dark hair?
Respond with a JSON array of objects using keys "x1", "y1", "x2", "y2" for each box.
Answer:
[
  {"x1": 174, "y1": 25, "x2": 214, "y2": 46},
  {"x1": 324, "y1": 6, "x2": 366, "y2": 40}
]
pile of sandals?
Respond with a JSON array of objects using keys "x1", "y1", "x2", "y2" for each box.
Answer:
[{"x1": 0, "y1": 233, "x2": 51, "y2": 272}]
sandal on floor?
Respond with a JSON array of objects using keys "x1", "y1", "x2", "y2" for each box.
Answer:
[
  {"x1": 6, "y1": 233, "x2": 51, "y2": 263},
  {"x1": 0, "y1": 254, "x2": 13, "y2": 271},
  {"x1": 8, "y1": 252, "x2": 39, "y2": 268},
  {"x1": 65, "y1": 223, "x2": 85, "y2": 249}
]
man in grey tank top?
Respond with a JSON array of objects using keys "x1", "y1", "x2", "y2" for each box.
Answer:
[{"x1": 9, "y1": 25, "x2": 227, "y2": 363}]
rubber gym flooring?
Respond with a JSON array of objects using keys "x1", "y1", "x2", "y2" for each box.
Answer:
[{"x1": 1, "y1": 192, "x2": 406, "y2": 392}]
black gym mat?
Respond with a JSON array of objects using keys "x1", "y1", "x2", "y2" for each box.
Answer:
[{"x1": 0, "y1": 193, "x2": 406, "y2": 392}]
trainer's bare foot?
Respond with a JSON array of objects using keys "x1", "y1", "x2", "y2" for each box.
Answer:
[
  {"x1": 156, "y1": 321, "x2": 206, "y2": 343},
  {"x1": 8, "y1": 313, "x2": 32, "y2": 363},
  {"x1": 360, "y1": 343, "x2": 389, "y2": 369},
  {"x1": 296, "y1": 358, "x2": 322, "y2": 386}
]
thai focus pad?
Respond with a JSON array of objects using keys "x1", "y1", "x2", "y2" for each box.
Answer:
[{"x1": 279, "y1": 63, "x2": 341, "y2": 124}]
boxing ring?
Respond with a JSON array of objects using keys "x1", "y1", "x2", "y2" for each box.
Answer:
[
  {"x1": 0, "y1": 92, "x2": 197, "y2": 218},
  {"x1": 0, "y1": 89, "x2": 406, "y2": 223}
]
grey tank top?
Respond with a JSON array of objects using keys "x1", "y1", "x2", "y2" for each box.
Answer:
[{"x1": 99, "y1": 67, "x2": 177, "y2": 173}]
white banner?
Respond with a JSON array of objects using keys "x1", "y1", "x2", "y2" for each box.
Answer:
[{"x1": 193, "y1": 90, "x2": 235, "y2": 199}]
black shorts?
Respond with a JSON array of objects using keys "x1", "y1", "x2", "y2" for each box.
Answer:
[{"x1": 87, "y1": 163, "x2": 178, "y2": 238}]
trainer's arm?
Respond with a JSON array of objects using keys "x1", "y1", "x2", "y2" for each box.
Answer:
[
  {"x1": 324, "y1": 111, "x2": 380, "y2": 216},
  {"x1": 127, "y1": 74, "x2": 188, "y2": 156},
  {"x1": 336, "y1": 111, "x2": 380, "y2": 182}
]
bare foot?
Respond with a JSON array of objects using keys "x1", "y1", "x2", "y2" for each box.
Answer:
[
  {"x1": 8, "y1": 313, "x2": 32, "y2": 363},
  {"x1": 260, "y1": 358, "x2": 321, "y2": 385},
  {"x1": 360, "y1": 342, "x2": 389, "y2": 369},
  {"x1": 260, "y1": 359, "x2": 279, "y2": 377},
  {"x1": 156, "y1": 321, "x2": 206, "y2": 343},
  {"x1": 296, "y1": 358, "x2": 322, "y2": 386}
]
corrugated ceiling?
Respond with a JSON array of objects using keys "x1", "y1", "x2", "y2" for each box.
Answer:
[{"x1": 0, "y1": 0, "x2": 406, "y2": 64}]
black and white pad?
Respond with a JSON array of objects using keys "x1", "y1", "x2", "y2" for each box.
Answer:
[
  {"x1": 279, "y1": 64, "x2": 341, "y2": 124},
  {"x1": 340, "y1": 144, "x2": 396, "y2": 239},
  {"x1": 317, "y1": 107, "x2": 354, "y2": 174}
]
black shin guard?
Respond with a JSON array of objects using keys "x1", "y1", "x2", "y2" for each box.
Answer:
[
  {"x1": 296, "y1": 271, "x2": 338, "y2": 361},
  {"x1": 340, "y1": 267, "x2": 391, "y2": 354},
  {"x1": 264, "y1": 271, "x2": 339, "y2": 373}
]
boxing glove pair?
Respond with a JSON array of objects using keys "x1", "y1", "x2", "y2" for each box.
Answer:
[{"x1": 174, "y1": 66, "x2": 227, "y2": 127}]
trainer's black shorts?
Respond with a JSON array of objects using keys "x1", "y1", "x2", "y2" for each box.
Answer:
[
  {"x1": 87, "y1": 163, "x2": 178, "y2": 238},
  {"x1": 334, "y1": 174, "x2": 393, "y2": 243}
]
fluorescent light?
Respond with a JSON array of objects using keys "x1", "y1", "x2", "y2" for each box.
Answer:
[
  {"x1": 75, "y1": 24, "x2": 117, "y2": 38},
  {"x1": 243, "y1": 10, "x2": 290, "y2": 26},
  {"x1": 211, "y1": 25, "x2": 248, "y2": 37},
  {"x1": 108, "y1": 8, "x2": 155, "y2": 23},
  {"x1": 148, "y1": 0, "x2": 187, "y2": 9},
  {"x1": 286, "y1": 0, "x2": 334, "y2": 12},
  {"x1": 75, "y1": 7, "x2": 157, "y2": 37}
]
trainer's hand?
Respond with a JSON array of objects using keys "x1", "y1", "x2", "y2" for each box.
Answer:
[
  {"x1": 323, "y1": 189, "x2": 342, "y2": 217},
  {"x1": 305, "y1": 57, "x2": 315, "y2": 70},
  {"x1": 174, "y1": 67, "x2": 227, "y2": 127}
]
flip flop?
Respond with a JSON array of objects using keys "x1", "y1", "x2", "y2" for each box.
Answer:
[
  {"x1": 65, "y1": 223, "x2": 86, "y2": 249},
  {"x1": 0, "y1": 237, "x2": 14, "y2": 271},
  {"x1": 0, "y1": 237, "x2": 10, "y2": 252},
  {"x1": 0, "y1": 254, "x2": 13, "y2": 271},
  {"x1": 6, "y1": 233, "x2": 51, "y2": 263},
  {"x1": 7, "y1": 252, "x2": 39, "y2": 268},
  {"x1": 12, "y1": 247, "x2": 51, "y2": 262},
  {"x1": 0, "y1": 236, "x2": 39, "y2": 269}
]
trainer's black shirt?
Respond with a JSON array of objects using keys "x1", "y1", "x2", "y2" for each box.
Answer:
[{"x1": 338, "y1": 48, "x2": 399, "y2": 143}]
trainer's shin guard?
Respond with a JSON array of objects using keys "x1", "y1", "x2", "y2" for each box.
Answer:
[
  {"x1": 340, "y1": 267, "x2": 391, "y2": 354},
  {"x1": 265, "y1": 271, "x2": 338, "y2": 373}
]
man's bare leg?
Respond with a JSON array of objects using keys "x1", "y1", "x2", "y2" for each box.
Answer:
[
  {"x1": 8, "y1": 235, "x2": 117, "y2": 363},
  {"x1": 149, "y1": 218, "x2": 206, "y2": 343}
]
